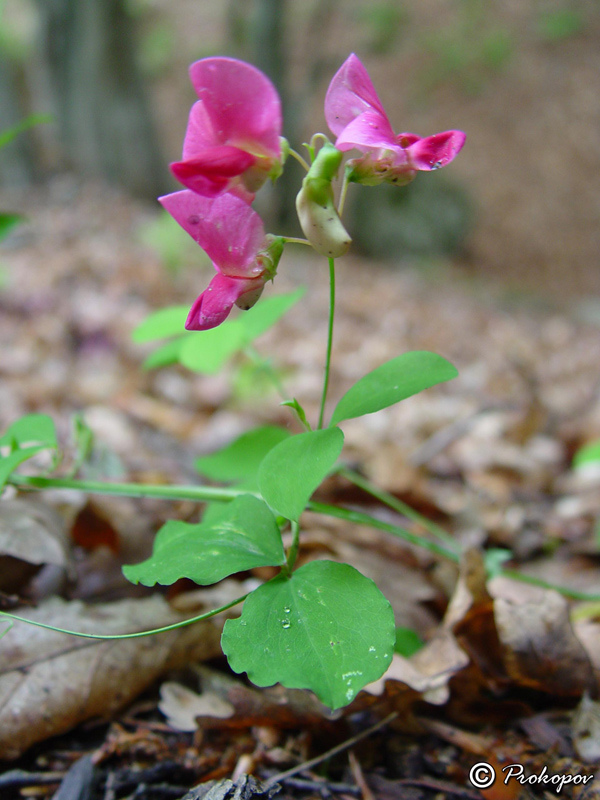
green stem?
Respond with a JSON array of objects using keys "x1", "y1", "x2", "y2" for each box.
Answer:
[
  {"x1": 0, "y1": 593, "x2": 249, "y2": 640},
  {"x1": 9, "y1": 474, "x2": 247, "y2": 503},
  {"x1": 283, "y1": 237, "x2": 312, "y2": 246},
  {"x1": 309, "y1": 501, "x2": 459, "y2": 563},
  {"x1": 318, "y1": 258, "x2": 336, "y2": 429},
  {"x1": 338, "y1": 169, "x2": 350, "y2": 217},
  {"x1": 286, "y1": 520, "x2": 301, "y2": 572},
  {"x1": 338, "y1": 466, "x2": 458, "y2": 551},
  {"x1": 288, "y1": 148, "x2": 310, "y2": 171},
  {"x1": 9, "y1": 473, "x2": 600, "y2": 601}
]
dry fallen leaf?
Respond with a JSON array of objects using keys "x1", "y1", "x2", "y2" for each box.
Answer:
[
  {"x1": 494, "y1": 590, "x2": 596, "y2": 696},
  {"x1": 0, "y1": 594, "x2": 226, "y2": 759},
  {"x1": 158, "y1": 681, "x2": 234, "y2": 731},
  {"x1": 0, "y1": 498, "x2": 72, "y2": 593}
]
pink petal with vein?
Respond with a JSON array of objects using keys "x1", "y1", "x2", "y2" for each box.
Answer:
[
  {"x1": 405, "y1": 130, "x2": 467, "y2": 170},
  {"x1": 325, "y1": 53, "x2": 388, "y2": 137},
  {"x1": 170, "y1": 146, "x2": 256, "y2": 197},
  {"x1": 185, "y1": 273, "x2": 259, "y2": 331},
  {"x1": 186, "y1": 58, "x2": 281, "y2": 157},
  {"x1": 158, "y1": 190, "x2": 266, "y2": 277},
  {"x1": 334, "y1": 108, "x2": 397, "y2": 153}
]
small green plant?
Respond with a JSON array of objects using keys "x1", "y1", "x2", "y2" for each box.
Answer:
[{"x1": 11, "y1": 53, "x2": 594, "y2": 711}]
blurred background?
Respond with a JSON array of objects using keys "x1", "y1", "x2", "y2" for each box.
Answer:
[{"x1": 1, "y1": 0, "x2": 599, "y2": 297}]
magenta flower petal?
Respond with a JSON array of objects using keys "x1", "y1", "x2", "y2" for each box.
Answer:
[
  {"x1": 170, "y1": 146, "x2": 256, "y2": 197},
  {"x1": 325, "y1": 53, "x2": 388, "y2": 137},
  {"x1": 405, "y1": 130, "x2": 467, "y2": 171},
  {"x1": 186, "y1": 57, "x2": 281, "y2": 158},
  {"x1": 185, "y1": 273, "x2": 260, "y2": 331},
  {"x1": 158, "y1": 190, "x2": 266, "y2": 277},
  {"x1": 334, "y1": 108, "x2": 397, "y2": 153}
]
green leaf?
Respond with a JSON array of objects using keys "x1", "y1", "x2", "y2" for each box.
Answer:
[
  {"x1": 0, "y1": 414, "x2": 58, "y2": 489},
  {"x1": 122, "y1": 494, "x2": 285, "y2": 586},
  {"x1": 0, "y1": 114, "x2": 52, "y2": 150},
  {"x1": 280, "y1": 398, "x2": 310, "y2": 429},
  {"x1": 132, "y1": 306, "x2": 189, "y2": 343},
  {"x1": 142, "y1": 336, "x2": 188, "y2": 370},
  {"x1": 394, "y1": 626, "x2": 424, "y2": 657},
  {"x1": 222, "y1": 560, "x2": 395, "y2": 709},
  {"x1": 179, "y1": 320, "x2": 246, "y2": 374},
  {"x1": 258, "y1": 427, "x2": 344, "y2": 521},
  {"x1": 0, "y1": 213, "x2": 24, "y2": 241},
  {"x1": 0, "y1": 414, "x2": 57, "y2": 450},
  {"x1": 573, "y1": 440, "x2": 600, "y2": 470},
  {"x1": 238, "y1": 288, "x2": 305, "y2": 343},
  {"x1": 330, "y1": 351, "x2": 458, "y2": 426},
  {"x1": 196, "y1": 426, "x2": 291, "y2": 485}
]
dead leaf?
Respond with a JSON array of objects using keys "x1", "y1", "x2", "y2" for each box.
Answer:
[
  {"x1": 0, "y1": 498, "x2": 72, "y2": 593},
  {"x1": 573, "y1": 694, "x2": 600, "y2": 764},
  {"x1": 0, "y1": 594, "x2": 226, "y2": 759},
  {"x1": 494, "y1": 590, "x2": 596, "y2": 696},
  {"x1": 158, "y1": 682, "x2": 234, "y2": 731}
]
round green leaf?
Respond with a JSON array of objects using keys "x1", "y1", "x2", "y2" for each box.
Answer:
[
  {"x1": 222, "y1": 560, "x2": 395, "y2": 709},
  {"x1": 123, "y1": 494, "x2": 285, "y2": 586},
  {"x1": 330, "y1": 351, "x2": 458, "y2": 426},
  {"x1": 258, "y1": 427, "x2": 344, "y2": 521}
]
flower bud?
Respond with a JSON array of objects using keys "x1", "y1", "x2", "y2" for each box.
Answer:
[{"x1": 295, "y1": 143, "x2": 351, "y2": 258}]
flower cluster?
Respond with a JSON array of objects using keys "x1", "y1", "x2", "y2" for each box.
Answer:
[{"x1": 161, "y1": 53, "x2": 466, "y2": 331}]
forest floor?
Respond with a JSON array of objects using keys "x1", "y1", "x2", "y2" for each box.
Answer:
[{"x1": 1, "y1": 180, "x2": 600, "y2": 799}]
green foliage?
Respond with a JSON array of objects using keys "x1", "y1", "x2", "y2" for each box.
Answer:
[
  {"x1": 138, "y1": 211, "x2": 206, "y2": 273},
  {"x1": 196, "y1": 425, "x2": 291, "y2": 487},
  {"x1": 132, "y1": 306, "x2": 189, "y2": 343},
  {"x1": 537, "y1": 9, "x2": 584, "y2": 42},
  {"x1": 394, "y1": 626, "x2": 424, "y2": 657},
  {"x1": 123, "y1": 494, "x2": 285, "y2": 586},
  {"x1": 0, "y1": 414, "x2": 58, "y2": 489},
  {"x1": 134, "y1": 289, "x2": 304, "y2": 375},
  {"x1": 330, "y1": 351, "x2": 458, "y2": 426},
  {"x1": 0, "y1": 114, "x2": 52, "y2": 150},
  {"x1": 222, "y1": 560, "x2": 395, "y2": 709},
  {"x1": 358, "y1": 2, "x2": 409, "y2": 55},
  {"x1": 258, "y1": 427, "x2": 344, "y2": 521},
  {"x1": 573, "y1": 440, "x2": 600, "y2": 470},
  {"x1": 0, "y1": 212, "x2": 23, "y2": 242}
]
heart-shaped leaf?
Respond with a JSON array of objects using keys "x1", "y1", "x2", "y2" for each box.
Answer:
[
  {"x1": 222, "y1": 560, "x2": 395, "y2": 709},
  {"x1": 123, "y1": 494, "x2": 285, "y2": 587},
  {"x1": 330, "y1": 351, "x2": 458, "y2": 426},
  {"x1": 258, "y1": 427, "x2": 344, "y2": 521}
]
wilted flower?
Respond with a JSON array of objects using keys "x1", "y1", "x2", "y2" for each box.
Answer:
[
  {"x1": 170, "y1": 57, "x2": 283, "y2": 201},
  {"x1": 325, "y1": 54, "x2": 465, "y2": 186},
  {"x1": 159, "y1": 190, "x2": 284, "y2": 330}
]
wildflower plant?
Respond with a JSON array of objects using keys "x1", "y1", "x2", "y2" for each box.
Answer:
[{"x1": 1, "y1": 54, "x2": 471, "y2": 709}]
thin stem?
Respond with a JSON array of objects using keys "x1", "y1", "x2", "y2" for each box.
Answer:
[
  {"x1": 245, "y1": 345, "x2": 287, "y2": 400},
  {"x1": 339, "y1": 466, "x2": 458, "y2": 551},
  {"x1": 498, "y1": 569, "x2": 600, "y2": 602},
  {"x1": 286, "y1": 521, "x2": 301, "y2": 572},
  {"x1": 309, "y1": 501, "x2": 459, "y2": 563},
  {"x1": 283, "y1": 237, "x2": 312, "y2": 246},
  {"x1": 264, "y1": 712, "x2": 398, "y2": 789},
  {"x1": 9, "y1": 474, "x2": 248, "y2": 503},
  {"x1": 288, "y1": 148, "x2": 310, "y2": 171},
  {"x1": 338, "y1": 169, "x2": 351, "y2": 217},
  {"x1": 318, "y1": 257, "x2": 336, "y2": 429},
  {"x1": 0, "y1": 593, "x2": 249, "y2": 640}
]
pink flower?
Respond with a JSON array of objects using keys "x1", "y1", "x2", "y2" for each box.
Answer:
[
  {"x1": 159, "y1": 190, "x2": 283, "y2": 330},
  {"x1": 170, "y1": 58, "x2": 282, "y2": 201},
  {"x1": 325, "y1": 54, "x2": 465, "y2": 186}
]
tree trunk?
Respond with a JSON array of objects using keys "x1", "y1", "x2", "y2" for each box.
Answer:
[{"x1": 36, "y1": 0, "x2": 168, "y2": 199}]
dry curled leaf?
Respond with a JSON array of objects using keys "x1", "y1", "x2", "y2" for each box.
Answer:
[
  {"x1": 158, "y1": 682, "x2": 234, "y2": 731},
  {"x1": 0, "y1": 594, "x2": 226, "y2": 759}
]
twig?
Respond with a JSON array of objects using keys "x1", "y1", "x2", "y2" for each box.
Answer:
[{"x1": 263, "y1": 712, "x2": 398, "y2": 789}]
